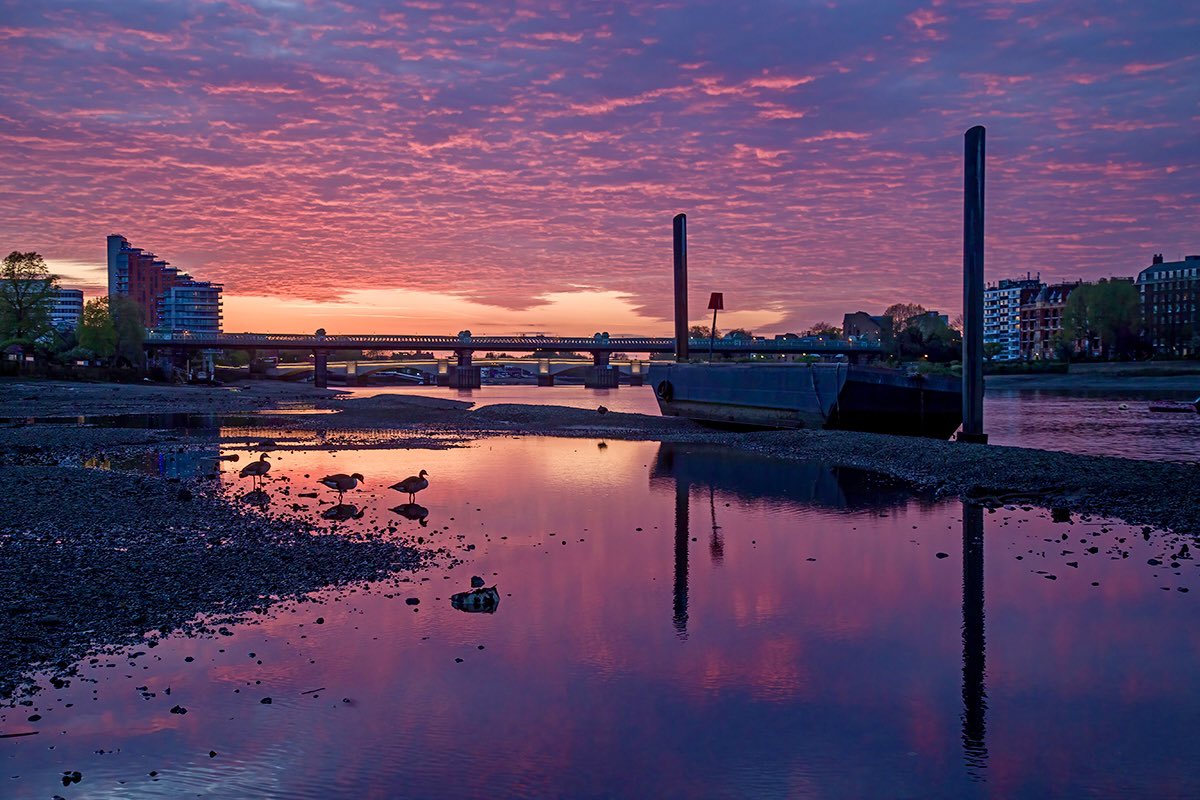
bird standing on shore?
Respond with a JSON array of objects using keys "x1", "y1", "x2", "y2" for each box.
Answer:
[
  {"x1": 390, "y1": 470, "x2": 429, "y2": 503},
  {"x1": 319, "y1": 472, "x2": 365, "y2": 502},
  {"x1": 239, "y1": 453, "x2": 271, "y2": 488}
]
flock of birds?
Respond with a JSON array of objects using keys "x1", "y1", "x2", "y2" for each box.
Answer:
[{"x1": 238, "y1": 454, "x2": 430, "y2": 517}]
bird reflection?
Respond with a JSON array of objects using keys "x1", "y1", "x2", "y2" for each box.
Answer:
[
  {"x1": 961, "y1": 502, "x2": 988, "y2": 777},
  {"x1": 323, "y1": 503, "x2": 364, "y2": 521},
  {"x1": 239, "y1": 488, "x2": 270, "y2": 506},
  {"x1": 391, "y1": 503, "x2": 429, "y2": 526}
]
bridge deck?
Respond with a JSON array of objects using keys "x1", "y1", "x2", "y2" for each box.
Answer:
[{"x1": 145, "y1": 332, "x2": 881, "y2": 355}]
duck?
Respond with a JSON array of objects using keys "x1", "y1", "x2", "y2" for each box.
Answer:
[
  {"x1": 390, "y1": 470, "x2": 429, "y2": 503},
  {"x1": 239, "y1": 453, "x2": 271, "y2": 487},
  {"x1": 319, "y1": 472, "x2": 365, "y2": 502}
]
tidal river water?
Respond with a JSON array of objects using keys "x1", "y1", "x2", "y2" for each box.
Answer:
[
  {"x1": 4, "y1": 435, "x2": 1198, "y2": 798},
  {"x1": 341, "y1": 384, "x2": 1200, "y2": 462}
]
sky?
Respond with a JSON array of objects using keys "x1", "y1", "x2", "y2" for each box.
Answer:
[{"x1": 1, "y1": 0, "x2": 1197, "y2": 336}]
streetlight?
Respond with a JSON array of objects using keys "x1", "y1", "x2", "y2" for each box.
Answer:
[{"x1": 707, "y1": 292, "x2": 723, "y2": 363}]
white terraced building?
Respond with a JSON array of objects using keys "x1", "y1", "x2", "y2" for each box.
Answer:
[{"x1": 983, "y1": 276, "x2": 1042, "y2": 360}]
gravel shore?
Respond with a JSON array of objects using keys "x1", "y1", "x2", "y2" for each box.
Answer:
[{"x1": 0, "y1": 464, "x2": 431, "y2": 702}]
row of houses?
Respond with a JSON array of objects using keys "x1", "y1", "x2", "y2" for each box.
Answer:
[{"x1": 983, "y1": 253, "x2": 1200, "y2": 360}]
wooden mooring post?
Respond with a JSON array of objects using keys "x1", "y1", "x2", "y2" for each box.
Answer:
[{"x1": 959, "y1": 125, "x2": 988, "y2": 444}]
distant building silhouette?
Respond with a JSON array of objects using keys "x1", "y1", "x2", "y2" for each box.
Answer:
[
  {"x1": 1019, "y1": 281, "x2": 1080, "y2": 360},
  {"x1": 106, "y1": 234, "x2": 222, "y2": 332},
  {"x1": 983, "y1": 275, "x2": 1041, "y2": 360},
  {"x1": 50, "y1": 287, "x2": 83, "y2": 330},
  {"x1": 842, "y1": 311, "x2": 892, "y2": 343},
  {"x1": 1138, "y1": 253, "x2": 1200, "y2": 356}
]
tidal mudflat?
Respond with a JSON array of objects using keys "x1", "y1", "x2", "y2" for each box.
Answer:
[{"x1": 1, "y1": 426, "x2": 1198, "y2": 798}]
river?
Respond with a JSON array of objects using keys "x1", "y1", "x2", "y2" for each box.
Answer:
[
  {"x1": 4, "y1": 435, "x2": 1197, "y2": 798},
  {"x1": 339, "y1": 383, "x2": 1200, "y2": 463}
]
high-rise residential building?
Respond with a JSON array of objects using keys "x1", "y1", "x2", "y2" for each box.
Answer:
[
  {"x1": 50, "y1": 287, "x2": 84, "y2": 330},
  {"x1": 984, "y1": 275, "x2": 1042, "y2": 360},
  {"x1": 106, "y1": 234, "x2": 222, "y2": 332},
  {"x1": 1019, "y1": 281, "x2": 1080, "y2": 360},
  {"x1": 159, "y1": 280, "x2": 223, "y2": 333},
  {"x1": 1138, "y1": 253, "x2": 1200, "y2": 356}
]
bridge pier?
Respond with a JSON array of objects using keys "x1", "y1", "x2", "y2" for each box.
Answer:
[
  {"x1": 584, "y1": 351, "x2": 619, "y2": 388},
  {"x1": 313, "y1": 350, "x2": 329, "y2": 388},
  {"x1": 629, "y1": 359, "x2": 645, "y2": 387},
  {"x1": 450, "y1": 348, "x2": 481, "y2": 389},
  {"x1": 537, "y1": 358, "x2": 554, "y2": 387}
]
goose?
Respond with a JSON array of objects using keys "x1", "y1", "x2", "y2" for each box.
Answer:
[
  {"x1": 390, "y1": 470, "x2": 429, "y2": 503},
  {"x1": 239, "y1": 454, "x2": 271, "y2": 488},
  {"x1": 319, "y1": 472, "x2": 365, "y2": 502}
]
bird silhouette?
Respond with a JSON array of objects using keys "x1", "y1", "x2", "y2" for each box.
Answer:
[
  {"x1": 319, "y1": 472, "x2": 365, "y2": 502},
  {"x1": 239, "y1": 453, "x2": 271, "y2": 488},
  {"x1": 390, "y1": 469, "x2": 429, "y2": 503}
]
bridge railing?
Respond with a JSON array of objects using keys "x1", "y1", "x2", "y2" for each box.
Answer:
[{"x1": 145, "y1": 331, "x2": 882, "y2": 353}]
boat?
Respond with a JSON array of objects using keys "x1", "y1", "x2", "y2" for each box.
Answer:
[
  {"x1": 647, "y1": 361, "x2": 963, "y2": 439},
  {"x1": 1148, "y1": 398, "x2": 1200, "y2": 414}
]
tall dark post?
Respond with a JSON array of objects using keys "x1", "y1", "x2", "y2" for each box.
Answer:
[
  {"x1": 961, "y1": 502, "x2": 988, "y2": 776},
  {"x1": 673, "y1": 213, "x2": 689, "y2": 362},
  {"x1": 961, "y1": 126, "x2": 987, "y2": 443},
  {"x1": 673, "y1": 479, "x2": 690, "y2": 638}
]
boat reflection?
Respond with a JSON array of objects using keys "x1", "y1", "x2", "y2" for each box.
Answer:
[{"x1": 651, "y1": 442, "x2": 988, "y2": 775}]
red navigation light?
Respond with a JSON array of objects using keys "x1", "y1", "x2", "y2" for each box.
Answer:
[{"x1": 707, "y1": 292, "x2": 724, "y2": 310}]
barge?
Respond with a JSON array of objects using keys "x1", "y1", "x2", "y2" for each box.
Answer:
[{"x1": 648, "y1": 361, "x2": 962, "y2": 439}]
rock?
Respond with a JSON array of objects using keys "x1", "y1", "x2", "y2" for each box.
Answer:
[
  {"x1": 169, "y1": 705, "x2": 187, "y2": 714},
  {"x1": 28, "y1": 713, "x2": 41, "y2": 722},
  {"x1": 470, "y1": 576, "x2": 484, "y2": 588},
  {"x1": 405, "y1": 597, "x2": 420, "y2": 606},
  {"x1": 935, "y1": 552, "x2": 949, "y2": 559},
  {"x1": 175, "y1": 488, "x2": 193, "y2": 501},
  {"x1": 260, "y1": 697, "x2": 272, "y2": 704},
  {"x1": 597, "y1": 406, "x2": 608, "y2": 414},
  {"x1": 315, "y1": 617, "x2": 324, "y2": 624}
]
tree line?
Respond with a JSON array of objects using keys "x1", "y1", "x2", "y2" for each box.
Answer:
[{"x1": 0, "y1": 251, "x2": 144, "y2": 365}]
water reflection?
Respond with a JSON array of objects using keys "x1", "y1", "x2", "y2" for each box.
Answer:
[
  {"x1": 391, "y1": 502, "x2": 430, "y2": 525},
  {"x1": 655, "y1": 443, "x2": 993, "y2": 776},
  {"x1": 650, "y1": 442, "x2": 914, "y2": 511},
  {"x1": 322, "y1": 503, "x2": 365, "y2": 522},
  {"x1": 962, "y1": 502, "x2": 988, "y2": 777}
]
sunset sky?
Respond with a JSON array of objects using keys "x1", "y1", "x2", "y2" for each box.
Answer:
[{"x1": 2, "y1": 1, "x2": 1196, "y2": 335}]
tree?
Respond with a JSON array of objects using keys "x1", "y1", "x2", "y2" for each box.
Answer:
[
  {"x1": 725, "y1": 328, "x2": 753, "y2": 339},
  {"x1": 983, "y1": 342, "x2": 1004, "y2": 362},
  {"x1": 0, "y1": 251, "x2": 59, "y2": 343},
  {"x1": 77, "y1": 297, "x2": 118, "y2": 359},
  {"x1": 689, "y1": 325, "x2": 717, "y2": 339},
  {"x1": 883, "y1": 303, "x2": 927, "y2": 328},
  {"x1": 1061, "y1": 281, "x2": 1140, "y2": 359},
  {"x1": 805, "y1": 321, "x2": 841, "y2": 337},
  {"x1": 110, "y1": 295, "x2": 146, "y2": 366}
]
